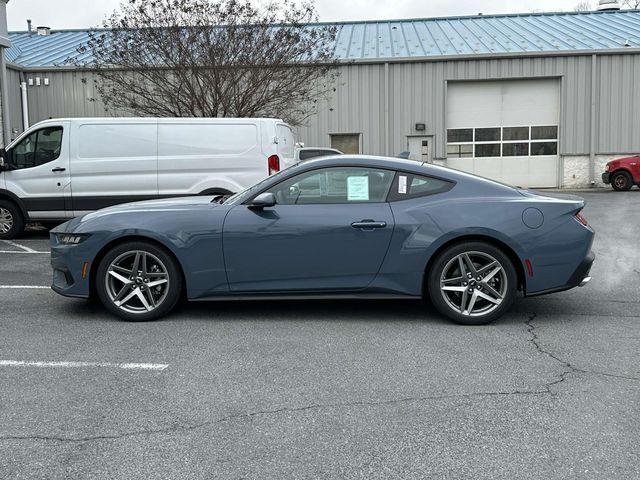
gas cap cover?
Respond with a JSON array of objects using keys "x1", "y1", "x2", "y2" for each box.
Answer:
[{"x1": 522, "y1": 207, "x2": 544, "y2": 229}]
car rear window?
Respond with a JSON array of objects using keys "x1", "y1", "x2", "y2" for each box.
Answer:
[{"x1": 387, "y1": 172, "x2": 453, "y2": 201}]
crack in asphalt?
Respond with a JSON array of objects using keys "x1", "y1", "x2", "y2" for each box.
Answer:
[
  {"x1": 525, "y1": 312, "x2": 640, "y2": 391},
  {"x1": 0, "y1": 389, "x2": 548, "y2": 444},
  {"x1": 3, "y1": 312, "x2": 637, "y2": 445}
]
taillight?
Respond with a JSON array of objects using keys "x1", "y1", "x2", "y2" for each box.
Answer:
[
  {"x1": 268, "y1": 155, "x2": 280, "y2": 175},
  {"x1": 575, "y1": 210, "x2": 589, "y2": 227}
]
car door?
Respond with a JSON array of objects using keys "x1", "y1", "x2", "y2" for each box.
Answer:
[
  {"x1": 223, "y1": 166, "x2": 396, "y2": 292},
  {"x1": 3, "y1": 122, "x2": 71, "y2": 219}
]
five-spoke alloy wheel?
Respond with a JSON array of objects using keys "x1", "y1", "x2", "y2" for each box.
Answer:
[
  {"x1": 428, "y1": 242, "x2": 517, "y2": 325},
  {"x1": 96, "y1": 241, "x2": 182, "y2": 321}
]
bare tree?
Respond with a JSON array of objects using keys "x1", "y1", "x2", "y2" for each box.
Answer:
[
  {"x1": 621, "y1": 0, "x2": 640, "y2": 8},
  {"x1": 77, "y1": 0, "x2": 338, "y2": 124}
]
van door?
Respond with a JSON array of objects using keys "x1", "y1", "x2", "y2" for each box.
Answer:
[
  {"x1": 276, "y1": 123, "x2": 296, "y2": 169},
  {"x1": 157, "y1": 120, "x2": 262, "y2": 196},
  {"x1": 70, "y1": 120, "x2": 158, "y2": 215},
  {"x1": 3, "y1": 121, "x2": 72, "y2": 220}
]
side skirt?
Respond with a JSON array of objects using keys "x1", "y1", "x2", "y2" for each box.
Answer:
[{"x1": 191, "y1": 293, "x2": 422, "y2": 302}]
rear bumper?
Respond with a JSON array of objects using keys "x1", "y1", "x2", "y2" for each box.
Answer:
[
  {"x1": 602, "y1": 172, "x2": 611, "y2": 184},
  {"x1": 526, "y1": 250, "x2": 595, "y2": 297}
]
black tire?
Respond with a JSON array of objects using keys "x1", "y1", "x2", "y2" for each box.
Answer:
[
  {"x1": 95, "y1": 241, "x2": 183, "y2": 321},
  {"x1": 611, "y1": 171, "x2": 633, "y2": 191},
  {"x1": 427, "y1": 241, "x2": 517, "y2": 325},
  {"x1": 0, "y1": 200, "x2": 25, "y2": 240}
]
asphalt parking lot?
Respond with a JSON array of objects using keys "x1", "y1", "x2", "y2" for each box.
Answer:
[{"x1": 0, "y1": 190, "x2": 638, "y2": 479}]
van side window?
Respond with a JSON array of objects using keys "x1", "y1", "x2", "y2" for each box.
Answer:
[
  {"x1": 387, "y1": 172, "x2": 453, "y2": 201},
  {"x1": 11, "y1": 127, "x2": 63, "y2": 170}
]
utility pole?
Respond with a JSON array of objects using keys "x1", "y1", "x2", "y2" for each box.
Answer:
[{"x1": 0, "y1": 0, "x2": 11, "y2": 146}]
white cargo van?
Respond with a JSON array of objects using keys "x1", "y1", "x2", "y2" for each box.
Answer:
[{"x1": 0, "y1": 117, "x2": 295, "y2": 238}]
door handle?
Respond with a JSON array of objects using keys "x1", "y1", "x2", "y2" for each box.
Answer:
[
  {"x1": 52, "y1": 167, "x2": 66, "y2": 173},
  {"x1": 351, "y1": 219, "x2": 387, "y2": 229}
]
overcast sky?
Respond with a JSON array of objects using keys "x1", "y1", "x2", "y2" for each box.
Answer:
[{"x1": 7, "y1": 0, "x2": 590, "y2": 31}]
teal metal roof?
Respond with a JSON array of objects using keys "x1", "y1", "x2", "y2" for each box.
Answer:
[{"x1": 6, "y1": 9, "x2": 640, "y2": 68}]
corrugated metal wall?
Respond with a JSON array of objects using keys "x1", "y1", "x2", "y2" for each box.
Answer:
[
  {"x1": 10, "y1": 52, "x2": 640, "y2": 157},
  {"x1": 298, "y1": 55, "x2": 597, "y2": 158}
]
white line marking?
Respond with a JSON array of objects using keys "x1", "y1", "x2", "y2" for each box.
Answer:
[
  {"x1": 1, "y1": 239, "x2": 41, "y2": 253},
  {"x1": 0, "y1": 285, "x2": 50, "y2": 289},
  {"x1": 0, "y1": 250, "x2": 49, "y2": 254},
  {"x1": 0, "y1": 360, "x2": 169, "y2": 371}
]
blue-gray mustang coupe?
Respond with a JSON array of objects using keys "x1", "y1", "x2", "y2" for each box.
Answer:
[{"x1": 50, "y1": 156, "x2": 594, "y2": 325}]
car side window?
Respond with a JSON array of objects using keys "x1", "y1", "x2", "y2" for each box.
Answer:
[
  {"x1": 387, "y1": 172, "x2": 453, "y2": 202},
  {"x1": 10, "y1": 126, "x2": 63, "y2": 170},
  {"x1": 267, "y1": 167, "x2": 395, "y2": 205}
]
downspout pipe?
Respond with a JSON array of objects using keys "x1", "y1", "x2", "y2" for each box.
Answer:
[
  {"x1": 0, "y1": 0, "x2": 11, "y2": 146},
  {"x1": 589, "y1": 54, "x2": 597, "y2": 186},
  {"x1": 19, "y1": 72, "x2": 28, "y2": 131}
]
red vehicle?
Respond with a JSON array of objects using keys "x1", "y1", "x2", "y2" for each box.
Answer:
[{"x1": 602, "y1": 155, "x2": 640, "y2": 191}]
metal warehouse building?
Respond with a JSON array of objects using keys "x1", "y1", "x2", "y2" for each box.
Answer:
[{"x1": 1, "y1": 7, "x2": 640, "y2": 188}]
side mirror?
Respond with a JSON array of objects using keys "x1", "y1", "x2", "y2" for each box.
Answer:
[
  {"x1": 0, "y1": 153, "x2": 5, "y2": 171},
  {"x1": 249, "y1": 192, "x2": 276, "y2": 209}
]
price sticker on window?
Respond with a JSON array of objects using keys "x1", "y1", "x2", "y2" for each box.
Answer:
[
  {"x1": 398, "y1": 175, "x2": 408, "y2": 194},
  {"x1": 347, "y1": 176, "x2": 369, "y2": 201}
]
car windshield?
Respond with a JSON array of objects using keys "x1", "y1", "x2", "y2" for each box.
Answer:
[{"x1": 223, "y1": 168, "x2": 292, "y2": 205}]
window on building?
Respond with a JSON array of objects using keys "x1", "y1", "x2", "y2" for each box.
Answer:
[
  {"x1": 446, "y1": 144, "x2": 473, "y2": 158},
  {"x1": 475, "y1": 144, "x2": 501, "y2": 157},
  {"x1": 475, "y1": 128, "x2": 501, "y2": 142},
  {"x1": 531, "y1": 142, "x2": 558, "y2": 156},
  {"x1": 267, "y1": 167, "x2": 394, "y2": 205},
  {"x1": 531, "y1": 126, "x2": 558, "y2": 140},
  {"x1": 11, "y1": 126, "x2": 63, "y2": 170},
  {"x1": 447, "y1": 129, "x2": 473, "y2": 143},
  {"x1": 502, "y1": 143, "x2": 529, "y2": 156},
  {"x1": 330, "y1": 134, "x2": 360, "y2": 154},
  {"x1": 503, "y1": 127, "x2": 529, "y2": 141},
  {"x1": 446, "y1": 125, "x2": 558, "y2": 160}
]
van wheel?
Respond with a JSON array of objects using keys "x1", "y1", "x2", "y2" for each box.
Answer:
[
  {"x1": 0, "y1": 200, "x2": 25, "y2": 240},
  {"x1": 611, "y1": 171, "x2": 633, "y2": 191}
]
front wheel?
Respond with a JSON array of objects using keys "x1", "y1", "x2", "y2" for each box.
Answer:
[
  {"x1": 96, "y1": 241, "x2": 182, "y2": 321},
  {"x1": 427, "y1": 242, "x2": 517, "y2": 325},
  {"x1": 611, "y1": 171, "x2": 633, "y2": 191},
  {"x1": 0, "y1": 200, "x2": 25, "y2": 240}
]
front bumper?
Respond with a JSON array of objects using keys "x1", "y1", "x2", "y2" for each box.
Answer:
[
  {"x1": 527, "y1": 250, "x2": 595, "y2": 297},
  {"x1": 50, "y1": 229, "x2": 100, "y2": 299},
  {"x1": 602, "y1": 172, "x2": 611, "y2": 184}
]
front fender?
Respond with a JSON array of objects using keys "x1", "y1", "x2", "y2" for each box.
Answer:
[{"x1": 53, "y1": 204, "x2": 230, "y2": 299}]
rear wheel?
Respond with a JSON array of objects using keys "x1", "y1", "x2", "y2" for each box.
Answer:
[
  {"x1": 611, "y1": 171, "x2": 633, "y2": 191},
  {"x1": 96, "y1": 241, "x2": 182, "y2": 321},
  {"x1": 0, "y1": 200, "x2": 25, "y2": 240},
  {"x1": 427, "y1": 242, "x2": 517, "y2": 325}
]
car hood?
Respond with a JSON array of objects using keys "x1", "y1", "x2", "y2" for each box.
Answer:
[
  {"x1": 77, "y1": 195, "x2": 225, "y2": 222},
  {"x1": 90, "y1": 195, "x2": 219, "y2": 213}
]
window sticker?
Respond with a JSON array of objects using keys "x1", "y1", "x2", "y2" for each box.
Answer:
[
  {"x1": 347, "y1": 176, "x2": 369, "y2": 201},
  {"x1": 398, "y1": 175, "x2": 407, "y2": 194}
]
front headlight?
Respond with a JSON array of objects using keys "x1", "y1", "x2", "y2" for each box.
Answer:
[
  {"x1": 605, "y1": 164, "x2": 610, "y2": 172},
  {"x1": 56, "y1": 233, "x2": 90, "y2": 245}
]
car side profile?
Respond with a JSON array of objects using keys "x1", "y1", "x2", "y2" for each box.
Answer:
[
  {"x1": 602, "y1": 155, "x2": 640, "y2": 191},
  {"x1": 50, "y1": 156, "x2": 595, "y2": 325},
  {"x1": 0, "y1": 117, "x2": 295, "y2": 239}
]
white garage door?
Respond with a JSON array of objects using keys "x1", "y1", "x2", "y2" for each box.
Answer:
[{"x1": 446, "y1": 79, "x2": 560, "y2": 188}]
